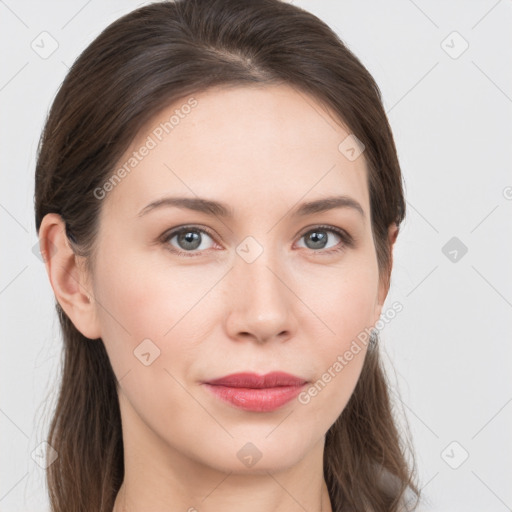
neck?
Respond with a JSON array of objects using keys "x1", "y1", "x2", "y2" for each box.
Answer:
[{"x1": 113, "y1": 478, "x2": 331, "y2": 512}]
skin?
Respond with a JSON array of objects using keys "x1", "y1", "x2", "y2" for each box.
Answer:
[{"x1": 39, "y1": 84, "x2": 398, "y2": 512}]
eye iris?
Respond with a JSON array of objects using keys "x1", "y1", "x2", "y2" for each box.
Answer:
[
  {"x1": 177, "y1": 230, "x2": 201, "y2": 250},
  {"x1": 171, "y1": 228, "x2": 337, "y2": 253},
  {"x1": 306, "y1": 230, "x2": 327, "y2": 249}
]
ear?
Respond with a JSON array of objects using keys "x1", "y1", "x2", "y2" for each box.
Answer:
[
  {"x1": 38, "y1": 213, "x2": 101, "y2": 340},
  {"x1": 373, "y1": 222, "x2": 399, "y2": 322}
]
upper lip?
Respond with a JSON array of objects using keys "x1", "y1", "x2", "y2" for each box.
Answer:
[{"x1": 204, "y1": 371, "x2": 307, "y2": 388}]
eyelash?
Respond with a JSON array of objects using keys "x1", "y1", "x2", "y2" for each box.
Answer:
[{"x1": 159, "y1": 224, "x2": 354, "y2": 258}]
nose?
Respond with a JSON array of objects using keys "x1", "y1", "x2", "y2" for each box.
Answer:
[{"x1": 224, "y1": 247, "x2": 297, "y2": 345}]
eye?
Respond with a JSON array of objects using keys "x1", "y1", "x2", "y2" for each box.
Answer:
[
  {"x1": 296, "y1": 225, "x2": 352, "y2": 254},
  {"x1": 160, "y1": 224, "x2": 353, "y2": 258},
  {"x1": 161, "y1": 226, "x2": 217, "y2": 257}
]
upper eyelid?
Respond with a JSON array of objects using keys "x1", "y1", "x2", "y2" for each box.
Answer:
[
  {"x1": 162, "y1": 224, "x2": 351, "y2": 248},
  {"x1": 162, "y1": 224, "x2": 217, "y2": 242}
]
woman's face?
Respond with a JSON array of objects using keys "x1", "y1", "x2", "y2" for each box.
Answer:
[{"x1": 83, "y1": 84, "x2": 389, "y2": 474}]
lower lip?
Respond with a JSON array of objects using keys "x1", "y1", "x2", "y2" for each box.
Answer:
[{"x1": 202, "y1": 383, "x2": 306, "y2": 412}]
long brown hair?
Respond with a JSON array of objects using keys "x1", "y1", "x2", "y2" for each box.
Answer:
[{"x1": 34, "y1": 1, "x2": 420, "y2": 510}]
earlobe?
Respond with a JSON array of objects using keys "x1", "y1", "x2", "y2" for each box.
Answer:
[{"x1": 38, "y1": 213, "x2": 101, "y2": 340}]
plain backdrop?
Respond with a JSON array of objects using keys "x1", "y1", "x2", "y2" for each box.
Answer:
[{"x1": 1, "y1": 1, "x2": 511, "y2": 511}]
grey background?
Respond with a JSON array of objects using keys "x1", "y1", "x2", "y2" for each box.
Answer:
[{"x1": 1, "y1": 1, "x2": 511, "y2": 510}]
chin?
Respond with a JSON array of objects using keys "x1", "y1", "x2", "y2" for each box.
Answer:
[{"x1": 199, "y1": 429, "x2": 316, "y2": 475}]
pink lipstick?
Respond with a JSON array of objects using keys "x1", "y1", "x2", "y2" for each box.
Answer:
[{"x1": 202, "y1": 371, "x2": 307, "y2": 412}]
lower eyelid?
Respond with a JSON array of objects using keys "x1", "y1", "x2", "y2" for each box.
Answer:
[
  {"x1": 296, "y1": 230, "x2": 351, "y2": 252},
  {"x1": 163, "y1": 228, "x2": 217, "y2": 252},
  {"x1": 161, "y1": 226, "x2": 352, "y2": 255}
]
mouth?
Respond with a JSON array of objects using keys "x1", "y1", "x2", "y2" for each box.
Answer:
[{"x1": 201, "y1": 371, "x2": 308, "y2": 412}]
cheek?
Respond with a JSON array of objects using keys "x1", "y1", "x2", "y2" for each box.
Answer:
[
  {"x1": 90, "y1": 247, "x2": 221, "y2": 437},
  {"x1": 298, "y1": 258, "x2": 379, "y2": 420},
  {"x1": 91, "y1": 243, "x2": 226, "y2": 376},
  {"x1": 315, "y1": 254, "x2": 380, "y2": 344}
]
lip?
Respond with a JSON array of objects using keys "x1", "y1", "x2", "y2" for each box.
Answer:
[{"x1": 202, "y1": 372, "x2": 308, "y2": 413}]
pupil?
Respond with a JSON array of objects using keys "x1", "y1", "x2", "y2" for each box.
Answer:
[
  {"x1": 175, "y1": 230, "x2": 330, "y2": 251},
  {"x1": 179, "y1": 231, "x2": 200, "y2": 250},
  {"x1": 307, "y1": 231, "x2": 327, "y2": 249}
]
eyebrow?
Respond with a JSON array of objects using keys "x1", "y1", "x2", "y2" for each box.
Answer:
[{"x1": 138, "y1": 195, "x2": 365, "y2": 219}]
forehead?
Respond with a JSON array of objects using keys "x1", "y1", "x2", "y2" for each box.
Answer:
[{"x1": 102, "y1": 84, "x2": 370, "y2": 221}]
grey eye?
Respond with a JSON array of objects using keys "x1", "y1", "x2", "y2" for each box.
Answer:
[
  {"x1": 167, "y1": 228, "x2": 215, "y2": 252},
  {"x1": 298, "y1": 229, "x2": 341, "y2": 251}
]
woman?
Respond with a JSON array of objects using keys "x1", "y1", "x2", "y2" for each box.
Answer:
[{"x1": 35, "y1": 0, "x2": 422, "y2": 510}]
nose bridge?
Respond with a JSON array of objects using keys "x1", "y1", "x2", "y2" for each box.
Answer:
[
  {"x1": 236, "y1": 237, "x2": 289, "y2": 311},
  {"x1": 225, "y1": 235, "x2": 295, "y2": 342}
]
